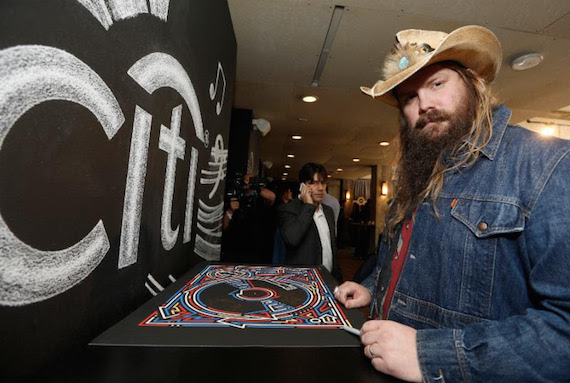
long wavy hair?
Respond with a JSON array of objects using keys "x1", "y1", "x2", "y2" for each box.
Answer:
[{"x1": 386, "y1": 62, "x2": 498, "y2": 237}]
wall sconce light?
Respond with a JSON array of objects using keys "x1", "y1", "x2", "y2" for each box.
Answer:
[
  {"x1": 380, "y1": 165, "x2": 388, "y2": 196},
  {"x1": 381, "y1": 181, "x2": 388, "y2": 196},
  {"x1": 345, "y1": 190, "x2": 351, "y2": 200}
]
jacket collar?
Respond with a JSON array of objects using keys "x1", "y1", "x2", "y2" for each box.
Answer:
[{"x1": 478, "y1": 104, "x2": 512, "y2": 160}]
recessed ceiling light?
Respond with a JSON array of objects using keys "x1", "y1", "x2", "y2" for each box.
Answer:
[
  {"x1": 337, "y1": 168, "x2": 343, "y2": 172},
  {"x1": 540, "y1": 127, "x2": 556, "y2": 136},
  {"x1": 287, "y1": 154, "x2": 295, "y2": 158},
  {"x1": 285, "y1": 164, "x2": 291, "y2": 169},
  {"x1": 327, "y1": 174, "x2": 331, "y2": 178},
  {"x1": 511, "y1": 53, "x2": 543, "y2": 71},
  {"x1": 302, "y1": 95, "x2": 318, "y2": 103},
  {"x1": 297, "y1": 118, "x2": 309, "y2": 122},
  {"x1": 379, "y1": 141, "x2": 390, "y2": 146},
  {"x1": 292, "y1": 135, "x2": 302, "y2": 140},
  {"x1": 353, "y1": 158, "x2": 360, "y2": 162},
  {"x1": 283, "y1": 172, "x2": 288, "y2": 176}
]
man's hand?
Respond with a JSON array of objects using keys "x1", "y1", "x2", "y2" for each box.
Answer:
[
  {"x1": 299, "y1": 183, "x2": 314, "y2": 204},
  {"x1": 361, "y1": 320, "x2": 421, "y2": 382},
  {"x1": 259, "y1": 187, "x2": 276, "y2": 206},
  {"x1": 334, "y1": 281, "x2": 371, "y2": 309}
]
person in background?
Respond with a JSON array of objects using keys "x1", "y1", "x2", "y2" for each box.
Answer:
[
  {"x1": 277, "y1": 163, "x2": 342, "y2": 282},
  {"x1": 322, "y1": 188, "x2": 340, "y2": 235},
  {"x1": 275, "y1": 183, "x2": 293, "y2": 206},
  {"x1": 272, "y1": 183, "x2": 293, "y2": 264},
  {"x1": 335, "y1": 25, "x2": 570, "y2": 382},
  {"x1": 221, "y1": 173, "x2": 275, "y2": 264}
]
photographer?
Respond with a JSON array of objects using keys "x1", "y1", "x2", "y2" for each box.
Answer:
[{"x1": 221, "y1": 173, "x2": 275, "y2": 264}]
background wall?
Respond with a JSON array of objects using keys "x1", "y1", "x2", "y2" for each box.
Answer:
[{"x1": 0, "y1": 0, "x2": 235, "y2": 378}]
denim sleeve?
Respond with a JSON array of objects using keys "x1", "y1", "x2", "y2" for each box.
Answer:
[
  {"x1": 360, "y1": 269, "x2": 376, "y2": 296},
  {"x1": 361, "y1": 234, "x2": 389, "y2": 295},
  {"x1": 416, "y1": 150, "x2": 570, "y2": 383}
]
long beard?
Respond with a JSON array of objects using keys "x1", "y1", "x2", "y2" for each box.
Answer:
[{"x1": 397, "y1": 94, "x2": 475, "y2": 205}]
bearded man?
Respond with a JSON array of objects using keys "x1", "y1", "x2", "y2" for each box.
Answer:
[{"x1": 335, "y1": 26, "x2": 570, "y2": 382}]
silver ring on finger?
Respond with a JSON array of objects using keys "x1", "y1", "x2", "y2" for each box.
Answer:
[{"x1": 369, "y1": 343, "x2": 377, "y2": 358}]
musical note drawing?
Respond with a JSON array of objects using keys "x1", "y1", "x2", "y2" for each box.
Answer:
[{"x1": 209, "y1": 62, "x2": 226, "y2": 115}]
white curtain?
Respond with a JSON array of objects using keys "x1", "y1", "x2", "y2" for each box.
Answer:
[{"x1": 354, "y1": 179, "x2": 370, "y2": 200}]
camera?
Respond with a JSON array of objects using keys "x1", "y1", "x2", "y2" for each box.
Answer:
[
  {"x1": 225, "y1": 173, "x2": 269, "y2": 216},
  {"x1": 225, "y1": 172, "x2": 268, "y2": 200}
]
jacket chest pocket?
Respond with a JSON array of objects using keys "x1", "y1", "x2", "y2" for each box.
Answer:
[{"x1": 450, "y1": 199, "x2": 525, "y2": 317}]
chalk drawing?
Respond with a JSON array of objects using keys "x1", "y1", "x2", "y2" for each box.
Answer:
[
  {"x1": 0, "y1": 45, "x2": 123, "y2": 305},
  {"x1": 77, "y1": 0, "x2": 113, "y2": 30},
  {"x1": 200, "y1": 134, "x2": 227, "y2": 199},
  {"x1": 196, "y1": 200, "x2": 224, "y2": 235},
  {"x1": 107, "y1": 0, "x2": 148, "y2": 21},
  {"x1": 195, "y1": 235, "x2": 221, "y2": 261},
  {"x1": 0, "y1": 45, "x2": 124, "y2": 140},
  {"x1": 194, "y1": 199, "x2": 223, "y2": 260},
  {"x1": 145, "y1": 273, "x2": 164, "y2": 296},
  {"x1": 209, "y1": 62, "x2": 226, "y2": 115},
  {"x1": 145, "y1": 273, "x2": 175, "y2": 296},
  {"x1": 77, "y1": 0, "x2": 170, "y2": 30},
  {"x1": 183, "y1": 147, "x2": 199, "y2": 244},
  {"x1": 159, "y1": 105, "x2": 186, "y2": 251},
  {"x1": 149, "y1": 0, "x2": 170, "y2": 22},
  {"x1": 204, "y1": 129, "x2": 210, "y2": 149},
  {"x1": 128, "y1": 53, "x2": 205, "y2": 144},
  {"x1": 118, "y1": 106, "x2": 152, "y2": 269}
]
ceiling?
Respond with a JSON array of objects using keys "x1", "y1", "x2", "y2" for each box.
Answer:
[{"x1": 228, "y1": 0, "x2": 570, "y2": 181}]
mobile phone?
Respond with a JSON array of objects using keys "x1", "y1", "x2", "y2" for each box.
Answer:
[{"x1": 298, "y1": 182, "x2": 306, "y2": 199}]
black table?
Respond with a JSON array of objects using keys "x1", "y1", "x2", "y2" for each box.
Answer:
[{"x1": 90, "y1": 262, "x2": 403, "y2": 382}]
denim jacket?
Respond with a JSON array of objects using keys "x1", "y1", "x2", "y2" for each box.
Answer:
[{"x1": 363, "y1": 105, "x2": 570, "y2": 382}]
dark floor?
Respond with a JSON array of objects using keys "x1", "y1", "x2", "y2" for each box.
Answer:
[
  {"x1": 337, "y1": 245, "x2": 374, "y2": 317},
  {"x1": 337, "y1": 245, "x2": 365, "y2": 281}
]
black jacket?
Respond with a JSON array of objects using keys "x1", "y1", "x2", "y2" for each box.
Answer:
[{"x1": 277, "y1": 199, "x2": 342, "y2": 282}]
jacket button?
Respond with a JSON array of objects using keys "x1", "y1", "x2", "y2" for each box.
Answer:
[{"x1": 478, "y1": 221, "x2": 488, "y2": 231}]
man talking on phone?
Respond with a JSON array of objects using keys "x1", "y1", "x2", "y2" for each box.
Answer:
[{"x1": 277, "y1": 163, "x2": 342, "y2": 282}]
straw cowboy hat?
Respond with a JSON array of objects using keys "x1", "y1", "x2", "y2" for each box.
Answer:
[{"x1": 361, "y1": 25, "x2": 502, "y2": 107}]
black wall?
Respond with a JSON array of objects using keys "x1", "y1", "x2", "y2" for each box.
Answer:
[
  {"x1": 226, "y1": 108, "x2": 253, "y2": 180},
  {"x1": 0, "y1": 0, "x2": 236, "y2": 378}
]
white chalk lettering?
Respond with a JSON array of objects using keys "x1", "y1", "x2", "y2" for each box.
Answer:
[
  {"x1": 149, "y1": 0, "x2": 170, "y2": 21},
  {"x1": 77, "y1": 0, "x2": 171, "y2": 30},
  {"x1": 107, "y1": 0, "x2": 148, "y2": 21},
  {"x1": 159, "y1": 105, "x2": 186, "y2": 251},
  {"x1": 194, "y1": 199, "x2": 223, "y2": 260},
  {"x1": 0, "y1": 45, "x2": 123, "y2": 305},
  {"x1": 200, "y1": 134, "x2": 227, "y2": 199},
  {"x1": 1, "y1": 33, "x2": 228, "y2": 305},
  {"x1": 77, "y1": 0, "x2": 113, "y2": 30},
  {"x1": 127, "y1": 52, "x2": 206, "y2": 144},
  {"x1": 184, "y1": 147, "x2": 199, "y2": 244},
  {"x1": 118, "y1": 106, "x2": 152, "y2": 269},
  {"x1": 194, "y1": 234, "x2": 221, "y2": 261}
]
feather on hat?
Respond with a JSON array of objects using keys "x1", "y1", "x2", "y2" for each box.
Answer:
[{"x1": 361, "y1": 25, "x2": 502, "y2": 107}]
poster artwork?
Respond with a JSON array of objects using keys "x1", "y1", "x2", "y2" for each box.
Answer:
[{"x1": 140, "y1": 265, "x2": 353, "y2": 329}]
